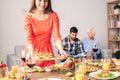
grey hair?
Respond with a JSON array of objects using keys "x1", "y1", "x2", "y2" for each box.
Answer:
[{"x1": 87, "y1": 28, "x2": 95, "y2": 34}]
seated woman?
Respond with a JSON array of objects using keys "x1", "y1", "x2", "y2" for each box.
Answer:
[{"x1": 82, "y1": 28, "x2": 102, "y2": 59}]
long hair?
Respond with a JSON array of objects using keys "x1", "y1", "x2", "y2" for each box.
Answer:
[{"x1": 29, "y1": 0, "x2": 53, "y2": 12}]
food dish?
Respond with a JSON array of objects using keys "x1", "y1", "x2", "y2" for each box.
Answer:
[
  {"x1": 73, "y1": 53, "x2": 86, "y2": 58},
  {"x1": 33, "y1": 55, "x2": 66, "y2": 61},
  {"x1": 89, "y1": 70, "x2": 120, "y2": 80},
  {"x1": 44, "y1": 66, "x2": 53, "y2": 72},
  {"x1": 38, "y1": 78, "x2": 62, "y2": 80},
  {"x1": 20, "y1": 66, "x2": 40, "y2": 72}
]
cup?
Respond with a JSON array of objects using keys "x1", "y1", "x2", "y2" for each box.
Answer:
[
  {"x1": 78, "y1": 64, "x2": 87, "y2": 74},
  {"x1": 75, "y1": 62, "x2": 87, "y2": 74},
  {"x1": 75, "y1": 71, "x2": 85, "y2": 80},
  {"x1": 11, "y1": 60, "x2": 20, "y2": 74},
  {"x1": 86, "y1": 52, "x2": 92, "y2": 61},
  {"x1": 12, "y1": 66, "x2": 18, "y2": 74},
  {"x1": 102, "y1": 58, "x2": 110, "y2": 71}
]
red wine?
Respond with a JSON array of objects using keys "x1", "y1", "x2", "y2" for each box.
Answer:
[
  {"x1": 27, "y1": 63, "x2": 35, "y2": 68},
  {"x1": 92, "y1": 48, "x2": 98, "y2": 52},
  {"x1": 21, "y1": 58, "x2": 26, "y2": 62}
]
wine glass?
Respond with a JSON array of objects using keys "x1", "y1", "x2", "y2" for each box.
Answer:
[
  {"x1": 21, "y1": 50, "x2": 26, "y2": 66},
  {"x1": 26, "y1": 57, "x2": 36, "y2": 75},
  {"x1": 92, "y1": 43, "x2": 98, "y2": 60},
  {"x1": 86, "y1": 52, "x2": 92, "y2": 62}
]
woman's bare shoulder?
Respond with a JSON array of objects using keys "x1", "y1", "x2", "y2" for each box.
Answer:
[{"x1": 24, "y1": 12, "x2": 32, "y2": 17}]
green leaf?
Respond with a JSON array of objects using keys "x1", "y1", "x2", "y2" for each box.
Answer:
[{"x1": 114, "y1": 4, "x2": 120, "y2": 9}]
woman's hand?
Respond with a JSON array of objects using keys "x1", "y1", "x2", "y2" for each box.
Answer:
[
  {"x1": 27, "y1": 44, "x2": 34, "y2": 58},
  {"x1": 59, "y1": 50, "x2": 69, "y2": 57}
]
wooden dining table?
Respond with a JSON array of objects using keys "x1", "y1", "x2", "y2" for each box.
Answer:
[
  {"x1": 24, "y1": 58, "x2": 120, "y2": 80},
  {"x1": 28, "y1": 70, "x2": 120, "y2": 80}
]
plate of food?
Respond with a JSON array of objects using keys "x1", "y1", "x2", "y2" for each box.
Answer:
[
  {"x1": 33, "y1": 53, "x2": 66, "y2": 61},
  {"x1": 20, "y1": 66, "x2": 40, "y2": 72},
  {"x1": 89, "y1": 70, "x2": 120, "y2": 80},
  {"x1": 37, "y1": 78, "x2": 62, "y2": 80}
]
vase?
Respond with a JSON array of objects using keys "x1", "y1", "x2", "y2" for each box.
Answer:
[{"x1": 114, "y1": 9, "x2": 120, "y2": 14}]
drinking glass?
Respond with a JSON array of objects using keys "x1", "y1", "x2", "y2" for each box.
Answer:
[
  {"x1": 21, "y1": 50, "x2": 26, "y2": 66},
  {"x1": 75, "y1": 71, "x2": 85, "y2": 80},
  {"x1": 12, "y1": 60, "x2": 20, "y2": 73},
  {"x1": 26, "y1": 58, "x2": 36, "y2": 75},
  {"x1": 86, "y1": 52, "x2": 92, "y2": 61},
  {"x1": 75, "y1": 62, "x2": 87, "y2": 73},
  {"x1": 92, "y1": 43, "x2": 98, "y2": 60},
  {"x1": 75, "y1": 62, "x2": 86, "y2": 80},
  {"x1": 102, "y1": 56, "x2": 110, "y2": 71}
]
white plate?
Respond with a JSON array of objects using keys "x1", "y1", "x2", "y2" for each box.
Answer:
[
  {"x1": 89, "y1": 70, "x2": 120, "y2": 80},
  {"x1": 20, "y1": 66, "x2": 40, "y2": 72},
  {"x1": 70, "y1": 53, "x2": 86, "y2": 58},
  {"x1": 38, "y1": 78, "x2": 62, "y2": 80}
]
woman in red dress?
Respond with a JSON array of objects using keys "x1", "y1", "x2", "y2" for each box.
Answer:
[{"x1": 23, "y1": 0, "x2": 67, "y2": 67}]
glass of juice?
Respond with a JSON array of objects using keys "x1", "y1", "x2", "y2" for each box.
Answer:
[
  {"x1": 12, "y1": 59, "x2": 21, "y2": 73},
  {"x1": 12, "y1": 66, "x2": 18, "y2": 74},
  {"x1": 78, "y1": 62, "x2": 87, "y2": 74},
  {"x1": 102, "y1": 57, "x2": 110, "y2": 71},
  {"x1": 75, "y1": 71, "x2": 85, "y2": 80},
  {"x1": 102, "y1": 61, "x2": 110, "y2": 71}
]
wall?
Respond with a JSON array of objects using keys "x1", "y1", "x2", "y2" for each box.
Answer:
[
  {"x1": 52, "y1": 0, "x2": 107, "y2": 47},
  {"x1": 0, "y1": 0, "x2": 115, "y2": 62}
]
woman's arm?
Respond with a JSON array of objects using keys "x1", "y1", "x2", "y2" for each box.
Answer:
[
  {"x1": 52, "y1": 12, "x2": 67, "y2": 57},
  {"x1": 23, "y1": 13, "x2": 34, "y2": 57}
]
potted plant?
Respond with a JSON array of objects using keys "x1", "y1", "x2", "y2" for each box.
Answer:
[{"x1": 113, "y1": 4, "x2": 120, "y2": 14}]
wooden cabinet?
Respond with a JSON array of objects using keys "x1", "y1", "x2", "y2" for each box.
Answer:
[{"x1": 107, "y1": 0, "x2": 120, "y2": 53}]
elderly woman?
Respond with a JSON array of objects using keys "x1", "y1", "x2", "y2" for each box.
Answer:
[{"x1": 82, "y1": 28, "x2": 101, "y2": 59}]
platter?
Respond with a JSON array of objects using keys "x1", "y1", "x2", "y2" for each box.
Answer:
[
  {"x1": 37, "y1": 78, "x2": 62, "y2": 80},
  {"x1": 20, "y1": 66, "x2": 40, "y2": 72},
  {"x1": 33, "y1": 56, "x2": 66, "y2": 61},
  {"x1": 89, "y1": 70, "x2": 120, "y2": 80}
]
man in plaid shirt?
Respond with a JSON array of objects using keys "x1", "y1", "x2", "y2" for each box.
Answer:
[{"x1": 62, "y1": 27, "x2": 84, "y2": 56}]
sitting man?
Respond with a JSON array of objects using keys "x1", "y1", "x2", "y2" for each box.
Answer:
[
  {"x1": 82, "y1": 28, "x2": 102, "y2": 59},
  {"x1": 61, "y1": 26, "x2": 84, "y2": 62}
]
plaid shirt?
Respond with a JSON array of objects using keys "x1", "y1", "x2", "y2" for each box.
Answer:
[{"x1": 62, "y1": 36, "x2": 84, "y2": 55}]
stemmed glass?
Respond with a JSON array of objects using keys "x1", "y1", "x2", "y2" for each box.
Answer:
[
  {"x1": 92, "y1": 43, "x2": 98, "y2": 60},
  {"x1": 21, "y1": 50, "x2": 26, "y2": 66},
  {"x1": 86, "y1": 52, "x2": 93, "y2": 62},
  {"x1": 26, "y1": 54, "x2": 36, "y2": 75}
]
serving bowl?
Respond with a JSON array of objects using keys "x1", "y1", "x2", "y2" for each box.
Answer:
[{"x1": 44, "y1": 66, "x2": 53, "y2": 72}]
